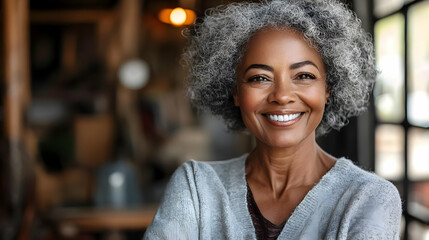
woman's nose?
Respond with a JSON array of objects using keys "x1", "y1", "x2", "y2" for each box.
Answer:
[{"x1": 267, "y1": 79, "x2": 295, "y2": 105}]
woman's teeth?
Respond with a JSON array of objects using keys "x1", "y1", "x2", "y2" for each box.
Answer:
[{"x1": 266, "y1": 113, "x2": 301, "y2": 122}]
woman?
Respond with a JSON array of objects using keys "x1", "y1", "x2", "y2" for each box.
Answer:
[{"x1": 144, "y1": 0, "x2": 402, "y2": 239}]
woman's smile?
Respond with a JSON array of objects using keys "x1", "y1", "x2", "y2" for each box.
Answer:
[
  {"x1": 265, "y1": 113, "x2": 301, "y2": 122},
  {"x1": 263, "y1": 112, "x2": 303, "y2": 126}
]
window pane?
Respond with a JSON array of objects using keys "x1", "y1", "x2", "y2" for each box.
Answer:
[
  {"x1": 374, "y1": 14, "x2": 405, "y2": 123},
  {"x1": 408, "y1": 220, "x2": 429, "y2": 239},
  {"x1": 408, "y1": 1, "x2": 429, "y2": 128},
  {"x1": 409, "y1": 128, "x2": 429, "y2": 181},
  {"x1": 374, "y1": 0, "x2": 403, "y2": 17},
  {"x1": 409, "y1": 182, "x2": 429, "y2": 223},
  {"x1": 375, "y1": 124, "x2": 404, "y2": 180}
]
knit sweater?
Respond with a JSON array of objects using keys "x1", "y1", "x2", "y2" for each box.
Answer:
[{"x1": 144, "y1": 154, "x2": 402, "y2": 240}]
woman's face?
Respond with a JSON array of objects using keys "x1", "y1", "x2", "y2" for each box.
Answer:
[{"x1": 234, "y1": 28, "x2": 329, "y2": 148}]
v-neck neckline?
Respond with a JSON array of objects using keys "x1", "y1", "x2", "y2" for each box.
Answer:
[
  {"x1": 246, "y1": 183, "x2": 286, "y2": 228},
  {"x1": 235, "y1": 154, "x2": 348, "y2": 239}
]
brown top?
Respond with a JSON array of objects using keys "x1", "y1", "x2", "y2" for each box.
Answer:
[{"x1": 247, "y1": 184, "x2": 285, "y2": 240}]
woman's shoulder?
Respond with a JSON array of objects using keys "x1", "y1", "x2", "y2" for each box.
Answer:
[
  {"x1": 335, "y1": 158, "x2": 401, "y2": 203},
  {"x1": 329, "y1": 159, "x2": 402, "y2": 238},
  {"x1": 179, "y1": 153, "x2": 248, "y2": 175},
  {"x1": 170, "y1": 153, "x2": 248, "y2": 187},
  {"x1": 337, "y1": 158, "x2": 393, "y2": 184}
]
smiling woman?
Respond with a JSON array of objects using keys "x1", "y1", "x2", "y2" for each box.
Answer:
[{"x1": 144, "y1": 0, "x2": 402, "y2": 239}]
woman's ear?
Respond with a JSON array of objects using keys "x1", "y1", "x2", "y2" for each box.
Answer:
[
  {"x1": 325, "y1": 91, "x2": 330, "y2": 105},
  {"x1": 325, "y1": 86, "x2": 331, "y2": 105},
  {"x1": 232, "y1": 86, "x2": 240, "y2": 107}
]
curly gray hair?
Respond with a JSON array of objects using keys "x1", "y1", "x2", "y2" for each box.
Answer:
[{"x1": 184, "y1": 0, "x2": 376, "y2": 136}]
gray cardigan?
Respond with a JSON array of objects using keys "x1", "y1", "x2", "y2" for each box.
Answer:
[{"x1": 144, "y1": 154, "x2": 402, "y2": 239}]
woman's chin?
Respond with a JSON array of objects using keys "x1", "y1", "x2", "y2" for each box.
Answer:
[
  {"x1": 258, "y1": 138, "x2": 302, "y2": 150},
  {"x1": 255, "y1": 131, "x2": 316, "y2": 150}
]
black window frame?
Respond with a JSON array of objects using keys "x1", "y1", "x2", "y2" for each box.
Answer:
[{"x1": 371, "y1": 0, "x2": 429, "y2": 238}]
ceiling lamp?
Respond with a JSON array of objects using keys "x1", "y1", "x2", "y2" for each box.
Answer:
[{"x1": 158, "y1": 7, "x2": 196, "y2": 26}]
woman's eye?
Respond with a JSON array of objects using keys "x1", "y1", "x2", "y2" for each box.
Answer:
[
  {"x1": 296, "y1": 73, "x2": 316, "y2": 80},
  {"x1": 248, "y1": 75, "x2": 269, "y2": 82}
]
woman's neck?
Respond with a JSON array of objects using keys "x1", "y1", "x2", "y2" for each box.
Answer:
[{"x1": 245, "y1": 136, "x2": 335, "y2": 199}]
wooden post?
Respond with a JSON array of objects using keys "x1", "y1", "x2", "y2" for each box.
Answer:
[
  {"x1": 2, "y1": 0, "x2": 33, "y2": 239},
  {"x1": 115, "y1": 0, "x2": 148, "y2": 162},
  {"x1": 3, "y1": 0, "x2": 31, "y2": 142},
  {"x1": 120, "y1": 0, "x2": 140, "y2": 59}
]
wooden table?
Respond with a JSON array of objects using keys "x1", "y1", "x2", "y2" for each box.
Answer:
[{"x1": 47, "y1": 205, "x2": 158, "y2": 233}]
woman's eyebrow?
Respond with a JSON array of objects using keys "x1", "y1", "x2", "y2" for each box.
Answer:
[
  {"x1": 244, "y1": 64, "x2": 273, "y2": 73},
  {"x1": 290, "y1": 60, "x2": 319, "y2": 70},
  {"x1": 244, "y1": 61, "x2": 319, "y2": 74}
]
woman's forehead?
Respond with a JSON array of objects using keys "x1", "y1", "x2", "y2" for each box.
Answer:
[{"x1": 239, "y1": 28, "x2": 325, "y2": 71}]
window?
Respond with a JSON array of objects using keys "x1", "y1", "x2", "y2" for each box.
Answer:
[{"x1": 373, "y1": 0, "x2": 429, "y2": 238}]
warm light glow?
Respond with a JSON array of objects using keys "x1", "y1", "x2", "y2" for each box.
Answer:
[
  {"x1": 183, "y1": 9, "x2": 196, "y2": 25},
  {"x1": 170, "y1": 7, "x2": 187, "y2": 25},
  {"x1": 158, "y1": 8, "x2": 196, "y2": 26},
  {"x1": 158, "y1": 9, "x2": 172, "y2": 24}
]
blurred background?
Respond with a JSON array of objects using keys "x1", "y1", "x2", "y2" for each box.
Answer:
[{"x1": 0, "y1": 0, "x2": 428, "y2": 239}]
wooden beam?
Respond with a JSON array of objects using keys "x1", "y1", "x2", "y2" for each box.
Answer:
[
  {"x1": 30, "y1": 10, "x2": 116, "y2": 24},
  {"x1": 3, "y1": 0, "x2": 30, "y2": 141},
  {"x1": 3, "y1": 1, "x2": 34, "y2": 239}
]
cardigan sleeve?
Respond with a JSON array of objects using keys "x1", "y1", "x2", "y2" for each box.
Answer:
[
  {"x1": 346, "y1": 180, "x2": 402, "y2": 240},
  {"x1": 143, "y1": 162, "x2": 200, "y2": 240}
]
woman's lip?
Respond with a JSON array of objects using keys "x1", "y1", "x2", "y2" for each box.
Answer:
[{"x1": 263, "y1": 111, "x2": 302, "y2": 115}]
